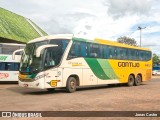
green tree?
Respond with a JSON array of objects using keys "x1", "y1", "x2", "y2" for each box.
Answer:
[
  {"x1": 117, "y1": 36, "x2": 137, "y2": 46},
  {"x1": 152, "y1": 53, "x2": 160, "y2": 66}
]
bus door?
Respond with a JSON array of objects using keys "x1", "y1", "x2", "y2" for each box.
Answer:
[{"x1": 44, "y1": 48, "x2": 63, "y2": 88}]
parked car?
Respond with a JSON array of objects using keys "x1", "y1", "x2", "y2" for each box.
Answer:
[{"x1": 152, "y1": 70, "x2": 160, "y2": 75}]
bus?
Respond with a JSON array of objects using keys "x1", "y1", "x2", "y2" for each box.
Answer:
[
  {"x1": 0, "y1": 43, "x2": 25, "y2": 82},
  {"x1": 0, "y1": 54, "x2": 22, "y2": 81},
  {"x1": 18, "y1": 34, "x2": 152, "y2": 92}
]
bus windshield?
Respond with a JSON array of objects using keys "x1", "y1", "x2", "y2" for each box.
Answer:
[
  {"x1": 20, "y1": 41, "x2": 48, "y2": 73},
  {"x1": 19, "y1": 39, "x2": 69, "y2": 73}
]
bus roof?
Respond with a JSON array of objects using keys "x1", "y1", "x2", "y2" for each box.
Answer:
[
  {"x1": 28, "y1": 34, "x2": 73, "y2": 44},
  {"x1": 94, "y1": 38, "x2": 151, "y2": 51},
  {"x1": 28, "y1": 34, "x2": 150, "y2": 51}
]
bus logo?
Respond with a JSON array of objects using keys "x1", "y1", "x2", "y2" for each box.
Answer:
[
  {"x1": 0, "y1": 56, "x2": 8, "y2": 61},
  {"x1": 118, "y1": 62, "x2": 140, "y2": 67},
  {"x1": 0, "y1": 73, "x2": 9, "y2": 79}
]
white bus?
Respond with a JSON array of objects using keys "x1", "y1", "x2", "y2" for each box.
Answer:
[
  {"x1": 0, "y1": 43, "x2": 25, "y2": 82},
  {"x1": 18, "y1": 34, "x2": 152, "y2": 92},
  {"x1": 0, "y1": 54, "x2": 21, "y2": 81}
]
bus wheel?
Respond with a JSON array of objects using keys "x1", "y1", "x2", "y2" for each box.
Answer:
[
  {"x1": 135, "y1": 74, "x2": 142, "y2": 86},
  {"x1": 47, "y1": 88, "x2": 55, "y2": 92},
  {"x1": 66, "y1": 77, "x2": 77, "y2": 93},
  {"x1": 127, "y1": 75, "x2": 135, "y2": 86}
]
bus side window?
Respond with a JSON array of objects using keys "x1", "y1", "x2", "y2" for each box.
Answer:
[
  {"x1": 117, "y1": 48, "x2": 121, "y2": 59},
  {"x1": 120, "y1": 48, "x2": 125, "y2": 59},
  {"x1": 129, "y1": 49, "x2": 135, "y2": 60},
  {"x1": 104, "y1": 46, "x2": 109, "y2": 59},
  {"x1": 113, "y1": 47, "x2": 117, "y2": 59},
  {"x1": 90, "y1": 44, "x2": 99, "y2": 58},
  {"x1": 81, "y1": 42, "x2": 87, "y2": 57},
  {"x1": 108, "y1": 47, "x2": 113, "y2": 58},
  {"x1": 128, "y1": 49, "x2": 131, "y2": 60},
  {"x1": 88, "y1": 43, "x2": 98, "y2": 58},
  {"x1": 68, "y1": 42, "x2": 76, "y2": 59},
  {"x1": 139, "y1": 51, "x2": 145, "y2": 60},
  {"x1": 123, "y1": 48, "x2": 127, "y2": 60},
  {"x1": 99, "y1": 45, "x2": 104, "y2": 58},
  {"x1": 14, "y1": 63, "x2": 20, "y2": 71},
  {"x1": 136, "y1": 50, "x2": 139, "y2": 60},
  {"x1": 146, "y1": 51, "x2": 151, "y2": 61},
  {"x1": 67, "y1": 41, "x2": 81, "y2": 59},
  {"x1": 75, "y1": 41, "x2": 81, "y2": 57},
  {"x1": 124, "y1": 49, "x2": 129, "y2": 60},
  {"x1": 0, "y1": 63, "x2": 5, "y2": 70}
]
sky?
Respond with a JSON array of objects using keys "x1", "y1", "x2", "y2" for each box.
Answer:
[{"x1": 0, "y1": 0, "x2": 160, "y2": 54}]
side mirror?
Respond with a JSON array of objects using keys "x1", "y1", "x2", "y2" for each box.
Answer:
[
  {"x1": 12, "y1": 49, "x2": 24, "y2": 60},
  {"x1": 36, "y1": 44, "x2": 58, "y2": 57}
]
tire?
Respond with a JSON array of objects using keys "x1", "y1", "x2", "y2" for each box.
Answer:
[
  {"x1": 47, "y1": 88, "x2": 55, "y2": 92},
  {"x1": 134, "y1": 74, "x2": 142, "y2": 86},
  {"x1": 127, "y1": 75, "x2": 135, "y2": 86},
  {"x1": 66, "y1": 77, "x2": 77, "y2": 93}
]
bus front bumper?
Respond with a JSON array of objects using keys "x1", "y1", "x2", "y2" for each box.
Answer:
[{"x1": 19, "y1": 79, "x2": 45, "y2": 89}]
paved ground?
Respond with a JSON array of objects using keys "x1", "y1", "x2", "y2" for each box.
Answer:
[{"x1": 0, "y1": 76, "x2": 160, "y2": 120}]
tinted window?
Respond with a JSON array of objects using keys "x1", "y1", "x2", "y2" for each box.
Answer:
[
  {"x1": 99, "y1": 45, "x2": 105, "y2": 58},
  {"x1": 67, "y1": 40, "x2": 151, "y2": 61},
  {"x1": 0, "y1": 62, "x2": 20, "y2": 71},
  {"x1": 139, "y1": 51, "x2": 145, "y2": 60},
  {"x1": 81, "y1": 42, "x2": 87, "y2": 57},
  {"x1": 145, "y1": 51, "x2": 151, "y2": 60},
  {"x1": 49, "y1": 39, "x2": 70, "y2": 65},
  {"x1": 50, "y1": 39, "x2": 69, "y2": 53},
  {"x1": 104, "y1": 46, "x2": 109, "y2": 59},
  {"x1": 68, "y1": 41, "x2": 80, "y2": 59},
  {"x1": 88, "y1": 43, "x2": 99, "y2": 58},
  {"x1": 129, "y1": 49, "x2": 136, "y2": 60},
  {"x1": 135, "y1": 50, "x2": 139, "y2": 60},
  {"x1": 117, "y1": 48, "x2": 125, "y2": 59},
  {"x1": 109, "y1": 47, "x2": 117, "y2": 59}
]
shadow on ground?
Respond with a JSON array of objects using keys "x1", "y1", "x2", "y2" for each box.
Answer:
[{"x1": 6, "y1": 83, "x2": 147, "y2": 96}]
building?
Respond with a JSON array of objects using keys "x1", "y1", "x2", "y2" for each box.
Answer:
[
  {"x1": 0, "y1": 7, "x2": 47, "y2": 44},
  {"x1": 0, "y1": 7, "x2": 48, "y2": 55}
]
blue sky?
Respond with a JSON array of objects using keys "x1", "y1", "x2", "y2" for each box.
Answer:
[{"x1": 0, "y1": 0, "x2": 160, "y2": 54}]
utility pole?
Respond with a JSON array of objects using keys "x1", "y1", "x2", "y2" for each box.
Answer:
[{"x1": 138, "y1": 26, "x2": 146, "y2": 47}]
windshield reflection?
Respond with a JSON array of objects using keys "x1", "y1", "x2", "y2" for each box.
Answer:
[
  {"x1": 20, "y1": 41, "x2": 47, "y2": 73},
  {"x1": 19, "y1": 39, "x2": 69, "y2": 73}
]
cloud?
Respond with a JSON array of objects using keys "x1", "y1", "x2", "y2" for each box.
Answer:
[
  {"x1": 0, "y1": 0, "x2": 160, "y2": 54},
  {"x1": 104, "y1": 0, "x2": 152, "y2": 19}
]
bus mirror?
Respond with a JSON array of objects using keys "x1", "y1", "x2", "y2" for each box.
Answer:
[
  {"x1": 36, "y1": 44, "x2": 58, "y2": 57},
  {"x1": 12, "y1": 49, "x2": 24, "y2": 60}
]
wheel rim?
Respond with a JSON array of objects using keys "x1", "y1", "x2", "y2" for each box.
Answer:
[
  {"x1": 129, "y1": 77, "x2": 134, "y2": 83},
  {"x1": 70, "y1": 80, "x2": 75, "y2": 89},
  {"x1": 136, "y1": 75, "x2": 141, "y2": 84}
]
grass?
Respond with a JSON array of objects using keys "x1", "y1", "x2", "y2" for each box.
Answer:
[{"x1": 0, "y1": 7, "x2": 47, "y2": 43}]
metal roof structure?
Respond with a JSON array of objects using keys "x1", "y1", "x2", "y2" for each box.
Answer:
[{"x1": 0, "y1": 7, "x2": 47, "y2": 44}]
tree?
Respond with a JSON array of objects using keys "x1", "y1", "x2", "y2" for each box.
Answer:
[
  {"x1": 152, "y1": 53, "x2": 160, "y2": 66},
  {"x1": 117, "y1": 36, "x2": 137, "y2": 46}
]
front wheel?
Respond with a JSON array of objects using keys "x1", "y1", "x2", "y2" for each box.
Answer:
[
  {"x1": 134, "y1": 74, "x2": 142, "y2": 86},
  {"x1": 127, "y1": 75, "x2": 135, "y2": 86},
  {"x1": 66, "y1": 77, "x2": 77, "y2": 93}
]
